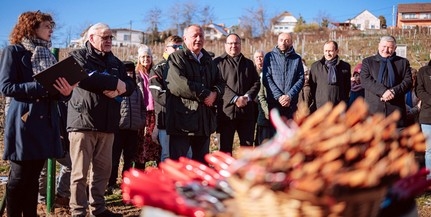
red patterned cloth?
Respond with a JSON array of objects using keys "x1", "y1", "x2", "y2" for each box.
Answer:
[{"x1": 135, "y1": 110, "x2": 161, "y2": 165}]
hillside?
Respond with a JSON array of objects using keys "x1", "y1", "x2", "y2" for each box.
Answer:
[{"x1": 57, "y1": 29, "x2": 431, "y2": 71}]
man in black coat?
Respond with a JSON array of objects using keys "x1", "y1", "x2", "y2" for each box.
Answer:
[
  {"x1": 165, "y1": 25, "x2": 224, "y2": 164},
  {"x1": 360, "y1": 36, "x2": 412, "y2": 129},
  {"x1": 67, "y1": 23, "x2": 136, "y2": 217},
  {"x1": 213, "y1": 33, "x2": 260, "y2": 154},
  {"x1": 309, "y1": 40, "x2": 351, "y2": 112}
]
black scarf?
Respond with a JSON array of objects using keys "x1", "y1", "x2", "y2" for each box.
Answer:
[
  {"x1": 377, "y1": 53, "x2": 396, "y2": 87},
  {"x1": 325, "y1": 56, "x2": 338, "y2": 85}
]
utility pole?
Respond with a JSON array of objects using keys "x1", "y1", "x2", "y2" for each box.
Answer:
[
  {"x1": 392, "y1": 5, "x2": 395, "y2": 28},
  {"x1": 130, "y1": 20, "x2": 133, "y2": 47}
]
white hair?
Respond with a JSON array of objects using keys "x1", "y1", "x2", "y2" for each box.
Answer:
[{"x1": 87, "y1": 23, "x2": 110, "y2": 40}]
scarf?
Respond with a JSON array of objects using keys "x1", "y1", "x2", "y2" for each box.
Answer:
[
  {"x1": 21, "y1": 37, "x2": 57, "y2": 75},
  {"x1": 377, "y1": 53, "x2": 396, "y2": 87},
  {"x1": 139, "y1": 70, "x2": 154, "y2": 111},
  {"x1": 325, "y1": 56, "x2": 338, "y2": 85}
]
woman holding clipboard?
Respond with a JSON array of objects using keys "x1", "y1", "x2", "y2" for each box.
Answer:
[{"x1": 0, "y1": 11, "x2": 76, "y2": 216}]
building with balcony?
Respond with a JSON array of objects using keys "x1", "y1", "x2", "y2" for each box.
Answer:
[{"x1": 397, "y1": 3, "x2": 431, "y2": 29}]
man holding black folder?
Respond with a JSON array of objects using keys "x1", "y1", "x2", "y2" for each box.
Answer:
[{"x1": 66, "y1": 23, "x2": 135, "y2": 217}]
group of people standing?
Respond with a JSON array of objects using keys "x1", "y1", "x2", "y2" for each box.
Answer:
[{"x1": 1, "y1": 10, "x2": 431, "y2": 217}]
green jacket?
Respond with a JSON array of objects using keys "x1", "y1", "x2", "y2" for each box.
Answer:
[{"x1": 165, "y1": 48, "x2": 224, "y2": 136}]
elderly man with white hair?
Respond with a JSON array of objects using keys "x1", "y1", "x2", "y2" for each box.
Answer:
[{"x1": 67, "y1": 23, "x2": 136, "y2": 217}]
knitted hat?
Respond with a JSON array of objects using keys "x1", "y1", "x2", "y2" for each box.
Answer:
[
  {"x1": 137, "y1": 45, "x2": 152, "y2": 57},
  {"x1": 354, "y1": 63, "x2": 362, "y2": 74}
]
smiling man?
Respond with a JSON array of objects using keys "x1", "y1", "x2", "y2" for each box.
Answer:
[
  {"x1": 308, "y1": 40, "x2": 351, "y2": 112},
  {"x1": 213, "y1": 33, "x2": 260, "y2": 154},
  {"x1": 164, "y1": 24, "x2": 224, "y2": 164},
  {"x1": 360, "y1": 35, "x2": 412, "y2": 129}
]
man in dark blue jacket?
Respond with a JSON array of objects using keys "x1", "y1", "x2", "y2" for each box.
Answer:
[
  {"x1": 67, "y1": 23, "x2": 135, "y2": 217},
  {"x1": 262, "y1": 32, "x2": 304, "y2": 121}
]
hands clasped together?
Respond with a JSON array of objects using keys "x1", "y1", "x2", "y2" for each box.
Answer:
[
  {"x1": 103, "y1": 79, "x2": 126, "y2": 98},
  {"x1": 380, "y1": 89, "x2": 395, "y2": 102}
]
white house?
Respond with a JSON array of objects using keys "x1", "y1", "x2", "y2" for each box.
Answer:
[
  {"x1": 202, "y1": 23, "x2": 229, "y2": 40},
  {"x1": 111, "y1": 28, "x2": 145, "y2": 47},
  {"x1": 348, "y1": 10, "x2": 380, "y2": 30},
  {"x1": 271, "y1": 11, "x2": 298, "y2": 34},
  {"x1": 69, "y1": 28, "x2": 145, "y2": 48}
]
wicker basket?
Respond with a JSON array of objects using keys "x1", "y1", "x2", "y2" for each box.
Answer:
[{"x1": 224, "y1": 177, "x2": 388, "y2": 217}]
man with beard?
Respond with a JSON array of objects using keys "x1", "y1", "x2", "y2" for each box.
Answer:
[{"x1": 262, "y1": 32, "x2": 304, "y2": 121}]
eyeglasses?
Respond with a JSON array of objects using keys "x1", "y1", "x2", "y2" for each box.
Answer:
[
  {"x1": 95, "y1": 35, "x2": 114, "y2": 41},
  {"x1": 226, "y1": 42, "x2": 241, "y2": 46},
  {"x1": 167, "y1": 44, "x2": 183, "y2": 49}
]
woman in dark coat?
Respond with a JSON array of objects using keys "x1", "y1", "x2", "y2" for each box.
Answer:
[{"x1": 0, "y1": 11, "x2": 75, "y2": 216}]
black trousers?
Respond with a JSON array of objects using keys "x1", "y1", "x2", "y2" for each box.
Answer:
[
  {"x1": 7, "y1": 159, "x2": 45, "y2": 217},
  {"x1": 218, "y1": 118, "x2": 255, "y2": 154},
  {"x1": 169, "y1": 135, "x2": 209, "y2": 164},
  {"x1": 109, "y1": 129, "x2": 138, "y2": 187}
]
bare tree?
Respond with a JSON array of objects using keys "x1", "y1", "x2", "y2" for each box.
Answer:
[
  {"x1": 146, "y1": 7, "x2": 163, "y2": 44},
  {"x1": 147, "y1": 7, "x2": 162, "y2": 32},
  {"x1": 238, "y1": 16, "x2": 253, "y2": 38},
  {"x1": 200, "y1": 5, "x2": 216, "y2": 25},
  {"x1": 182, "y1": 1, "x2": 197, "y2": 26},
  {"x1": 169, "y1": 1, "x2": 198, "y2": 36},
  {"x1": 314, "y1": 10, "x2": 333, "y2": 28},
  {"x1": 239, "y1": 2, "x2": 270, "y2": 38}
]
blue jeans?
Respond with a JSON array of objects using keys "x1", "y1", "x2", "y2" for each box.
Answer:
[
  {"x1": 422, "y1": 124, "x2": 431, "y2": 179},
  {"x1": 159, "y1": 129, "x2": 170, "y2": 162}
]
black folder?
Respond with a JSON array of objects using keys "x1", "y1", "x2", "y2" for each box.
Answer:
[{"x1": 33, "y1": 56, "x2": 88, "y2": 94}]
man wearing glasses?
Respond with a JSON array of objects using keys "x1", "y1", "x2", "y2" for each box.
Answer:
[
  {"x1": 67, "y1": 23, "x2": 136, "y2": 217},
  {"x1": 149, "y1": 35, "x2": 184, "y2": 162},
  {"x1": 213, "y1": 33, "x2": 260, "y2": 154}
]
